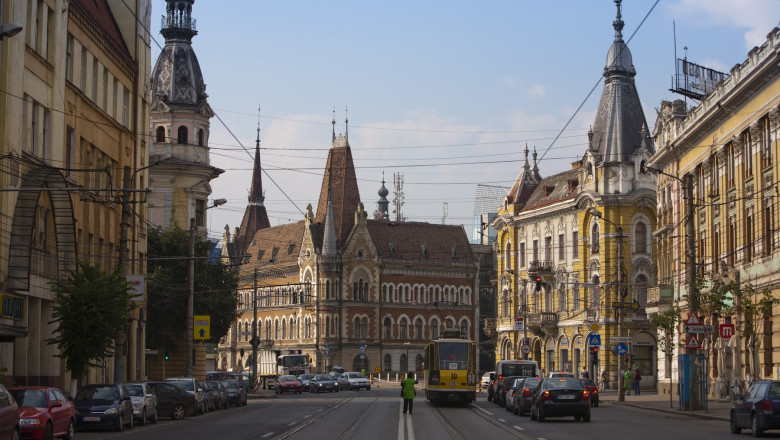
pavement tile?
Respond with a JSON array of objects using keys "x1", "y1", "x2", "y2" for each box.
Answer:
[{"x1": 599, "y1": 390, "x2": 730, "y2": 421}]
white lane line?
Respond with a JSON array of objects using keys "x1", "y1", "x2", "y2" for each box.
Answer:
[
  {"x1": 513, "y1": 426, "x2": 525, "y2": 431},
  {"x1": 397, "y1": 408, "x2": 404, "y2": 440},
  {"x1": 407, "y1": 413, "x2": 415, "y2": 440},
  {"x1": 472, "y1": 405, "x2": 493, "y2": 415},
  {"x1": 288, "y1": 421, "x2": 297, "y2": 426},
  {"x1": 261, "y1": 433, "x2": 274, "y2": 438},
  {"x1": 538, "y1": 438, "x2": 547, "y2": 440},
  {"x1": 498, "y1": 418, "x2": 506, "y2": 422},
  {"x1": 303, "y1": 414, "x2": 311, "y2": 419}
]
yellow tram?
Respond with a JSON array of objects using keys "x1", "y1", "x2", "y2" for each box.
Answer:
[{"x1": 423, "y1": 330, "x2": 477, "y2": 405}]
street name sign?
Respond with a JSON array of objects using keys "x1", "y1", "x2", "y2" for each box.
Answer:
[
  {"x1": 684, "y1": 324, "x2": 715, "y2": 334},
  {"x1": 610, "y1": 337, "x2": 632, "y2": 343},
  {"x1": 611, "y1": 300, "x2": 641, "y2": 311}
]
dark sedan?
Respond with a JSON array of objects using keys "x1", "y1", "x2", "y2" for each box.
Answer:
[
  {"x1": 731, "y1": 380, "x2": 780, "y2": 436},
  {"x1": 221, "y1": 380, "x2": 247, "y2": 407},
  {"x1": 530, "y1": 378, "x2": 591, "y2": 422},
  {"x1": 144, "y1": 382, "x2": 198, "y2": 420},
  {"x1": 512, "y1": 377, "x2": 541, "y2": 416},
  {"x1": 309, "y1": 374, "x2": 339, "y2": 393},
  {"x1": 73, "y1": 384, "x2": 133, "y2": 431},
  {"x1": 205, "y1": 381, "x2": 228, "y2": 410},
  {"x1": 496, "y1": 375, "x2": 524, "y2": 407}
]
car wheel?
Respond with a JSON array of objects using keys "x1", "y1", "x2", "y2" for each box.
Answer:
[
  {"x1": 530, "y1": 406, "x2": 537, "y2": 421},
  {"x1": 62, "y1": 420, "x2": 75, "y2": 440},
  {"x1": 139, "y1": 408, "x2": 146, "y2": 426},
  {"x1": 537, "y1": 407, "x2": 545, "y2": 422},
  {"x1": 752, "y1": 414, "x2": 763, "y2": 437},
  {"x1": 115, "y1": 416, "x2": 123, "y2": 432},
  {"x1": 731, "y1": 413, "x2": 742, "y2": 434},
  {"x1": 43, "y1": 423, "x2": 53, "y2": 440},
  {"x1": 513, "y1": 403, "x2": 519, "y2": 415},
  {"x1": 583, "y1": 411, "x2": 591, "y2": 422},
  {"x1": 151, "y1": 407, "x2": 158, "y2": 424},
  {"x1": 11, "y1": 429, "x2": 18, "y2": 440},
  {"x1": 128, "y1": 412, "x2": 133, "y2": 429},
  {"x1": 172, "y1": 403, "x2": 186, "y2": 420}
]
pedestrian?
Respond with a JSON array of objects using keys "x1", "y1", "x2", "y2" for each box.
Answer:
[
  {"x1": 633, "y1": 368, "x2": 641, "y2": 395},
  {"x1": 580, "y1": 367, "x2": 589, "y2": 379},
  {"x1": 401, "y1": 371, "x2": 418, "y2": 414},
  {"x1": 600, "y1": 369, "x2": 608, "y2": 391},
  {"x1": 623, "y1": 369, "x2": 633, "y2": 395}
]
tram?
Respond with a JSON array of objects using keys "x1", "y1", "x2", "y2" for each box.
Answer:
[{"x1": 423, "y1": 330, "x2": 477, "y2": 405}]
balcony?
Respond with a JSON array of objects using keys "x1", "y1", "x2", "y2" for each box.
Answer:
[
  {"x1": 647, "y1": 285, "x2": 673, "y2": 307},
  {"x1": 528, "y1": 260, "x2": 554, "y2": 273},
  {"x1": 483, "y1": 318, "x2": 497, "y2": 337},
  {"x1": 527, "y1": 312, "x2": 558, "y2": 332}
]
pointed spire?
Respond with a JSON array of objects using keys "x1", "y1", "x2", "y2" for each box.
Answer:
[
  {"x1": 249, "y1": 105, "x2": 265, "y2": 205},
  {"x1": 332, "y1": 107, "x2": 336, "y2": 143},
  {"x1": 613, "y1": 0, "x2": 624, "y2": 41},
  {"x1": 532, "y1": 146, "x2": 539, "y2": 174},
  {"x1": 523, "y1": 144, "x2": 530, "y2": 170},
  {"x1": 322, "y1": 188, "x2": 338, "y2": 256},
  {"x1": 345, "y1": 105, "x2": 349, "y2": 144}
]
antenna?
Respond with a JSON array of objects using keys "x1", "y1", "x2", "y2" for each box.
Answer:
[
  {"x1": 442, "y1": 202, "x2": 448, "y2": 225},
  {"x1": 392, "y1": 173, "x2": 405, "y2": 222}
]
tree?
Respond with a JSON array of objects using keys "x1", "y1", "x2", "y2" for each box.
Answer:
[
  {"x1": 649, "y1": 307, "x2": 681, "y2": 408},
  {"x1": 48, "y1": 260, "x2": 136, "y2": 395},
  {"x1": 146, "y1": 226, "x2": 238, "y2": 353}
]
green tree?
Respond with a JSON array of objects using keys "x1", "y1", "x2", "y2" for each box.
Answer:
[
  {"x1": 146, "y1": 226, "x2": 238, "y2": 353},
  {"x1": 48, "y1": 260, "x2": 136, "y2": 393},
  {"x1": 649, "y1": 307, "x2": 681, "y2": 408}
]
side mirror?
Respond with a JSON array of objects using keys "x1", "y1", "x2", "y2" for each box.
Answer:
[{"x1": 51, "y1": 401, "x2": 63, "y2": 408}]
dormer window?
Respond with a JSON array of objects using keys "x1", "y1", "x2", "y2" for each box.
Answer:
[
  {"x1": 544, "y1": 186, "x2": 554, "y2": 197},
  {"x1": 451, "y1": 244, "x2": 457, "y2": 258},
  {"x1": 270, "y1": 247, "x2": 279, "y2": 262},
  {"x1": 389, "y1": 243, "x2": 395, "y2": 255},
  {"x1": 288, "y1": 243, "x2": 295, "y2": 254},
  {"x1": 421, "y1": 244, "x2": 428, "y2": 256}
]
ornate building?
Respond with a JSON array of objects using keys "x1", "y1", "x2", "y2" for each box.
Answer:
[
  {"x1": 648, "y1": 27, "x2": 780, "y2": 395},
  {"x1": 220, "y1": 120, "x2": 479, "y2": 382},
  {"x1": 491, "y1": 0, "x2": 656, "y2": 389}
]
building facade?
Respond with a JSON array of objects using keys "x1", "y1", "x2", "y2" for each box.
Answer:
[
  {"x1": 491, "y1": 0, "x2": 657, "y2": 389},
  {"x1": 0, "y1": 0, "x2": 151, "y2": 386},
  {"x1": 648, "y1": 27, "x2": 780, "y2": 396}
]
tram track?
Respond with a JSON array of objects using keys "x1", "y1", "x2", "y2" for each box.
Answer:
[
  {"x1": 275, "y1": 394, "x2": 380, "y2": 440},
  {"x1": 430, "y1": 402, "x2": 534, "y2": 440}
]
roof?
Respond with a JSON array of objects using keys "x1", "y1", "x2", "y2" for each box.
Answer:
[
  {"x1": 366, "y1": 220, "x2": 474, "y2": 264},
  {"x1": 314, "y1": 141, "x2": 361, "y2": 249},
  {"x1": 71, "y1": 0, "x2": 134, "y2": 68},
  {"x1": 519, "y1": 168, "x2": 580, "y2": 212},
  {"x1": 245, "y1": 221, "x2": 306, "y2": 267}
]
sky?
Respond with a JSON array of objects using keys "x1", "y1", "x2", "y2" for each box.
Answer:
[{"x1": 149, "y1": 0, "x2": 780, "y2": 243}]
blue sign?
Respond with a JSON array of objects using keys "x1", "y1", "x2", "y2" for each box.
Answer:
[
  {"x1": 615, "y1": 343, "x2": 628, "y2": 355},
  {"x1": 588, "y1": 334, "x2": 601, "y2": 347}
]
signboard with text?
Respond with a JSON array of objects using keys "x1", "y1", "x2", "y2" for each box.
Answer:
[{"x1": 194, "y1": 315, "x2": 210, "y2": 340}]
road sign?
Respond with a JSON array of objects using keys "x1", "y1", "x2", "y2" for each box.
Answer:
[
  {"x1": 684, "y1": 324, "x2": 715, "y2": 333},
  {"x1": 588, "y1": 334, "x2": 601, "y2": 347},
  {"x1": 589, "y1": 323, "x2": 601, "y2": 332},
  {"x1": 521, "y1": 344, "x2": 531, "y2": 355},
  {"x1": 375, "y1": 366, "x2": 381, "y2": 373},
  {"x1": 611, "y1": 337, "x2": 632, "y2": 343},
  {"x1": 193, "y1": 315, "x2": 210, "y2": 340},
  {"x1": 686, "y1": 335, "x2": 702, "y2": 350},
  {"x1": 611, "y1": 301, "x2": 640, "y2": 311},
  {"x1": 719, "y1": 323, "x2": 735, "y2": 339},
  {"x1": 615, "y1": 343, "x2": 628, "y2": 355},
  {"x1": 514, "y1": 317, "x2": 524, "y2": 331},
  {"x1": 685, "y1": 313, "x2": 702, "y2": 326}
]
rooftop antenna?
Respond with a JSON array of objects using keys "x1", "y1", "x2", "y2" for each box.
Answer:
[{"x1": 442, "y1": 202, "x2": 448, "y2": 225}]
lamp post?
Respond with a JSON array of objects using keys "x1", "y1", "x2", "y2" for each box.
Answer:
[
  {"x1": 589, "y1": 208, "x2": 624, "y2": 402},
  {"x1": 186, "y1": 198, "x2": 227, "y2": 377}
]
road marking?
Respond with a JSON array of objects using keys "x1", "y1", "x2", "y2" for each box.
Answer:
[
  {"x1": 288, "y1": 421, "x2": 297, "y2": 426},
  {"x1": 303, "y1": 414, "x2": 311, "y2": 419},
  {"x1": 261, "y1": 433, "x2": 274, "y2": 438},
  {"x1": 513, "y1": 426, "x2": 525, "y2": 431},
  {"x1": 472, "y1": 405, "x2": 493, "y2": 416},
  {"x1": 498, "y1": 418, "x2": 506, "y2": 422}
]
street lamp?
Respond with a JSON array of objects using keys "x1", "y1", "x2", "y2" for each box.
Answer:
[
  {"x1": 588, "y1": 207, "x2": 625, "y2": 402},
  {"x1": 0, "y1": 22, "x2": 22, "y2": 39},
  {"x1": 186, "y1": 198, "x2": 227, "y2": 377}
]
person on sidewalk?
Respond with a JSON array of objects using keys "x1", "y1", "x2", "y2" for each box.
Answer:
[
  {"x1": 600, "y1": 369, "x2": 608, "y2": 391},
  {"x1": 580, "y1": 367, "x2": 589, "y2": 379},
  {"x1": 401, "y1": 371, "x2": 418, "y2": 414},
  {"x1": 633, "y1": 368, "x2": 641, "y2": 395},
  {"x1": 624, "y1": 369, "x2": 633, "y2": 395}
]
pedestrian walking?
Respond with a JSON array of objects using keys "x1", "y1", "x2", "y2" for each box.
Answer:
[
  {"x1": 401, "y1": 371, "x2": 418, "y2": 414},
  {"x1": 600, "y1": 369, "x2": 608, "y2": 391},
  {"x1": 633, "y1": 368, "x2": 641, "y2": 395},
  {"x1": 580, "y1": 367, "x2": 589, "y2": 379},
  {"x1": 624, "y1": 369, "x2": 633, "y2": 395}
]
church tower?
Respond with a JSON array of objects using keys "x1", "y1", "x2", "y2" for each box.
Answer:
[{"x1": 148, "y1": 0, "x2": 223, "y2": 232}]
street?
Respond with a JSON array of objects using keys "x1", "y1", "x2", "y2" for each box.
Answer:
[{"x1": 71, "y1": 387, "x2": 762, "y2": 440}]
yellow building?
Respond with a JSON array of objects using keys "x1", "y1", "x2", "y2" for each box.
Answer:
[
  {"x1": 0, "y1": 0, "x2": 151, "y2": 388},
  {"x1": 649, "y1": 27, "x2": 780, "y2": 396},
  {"x1": 491, "y1": 1, "x2": 656, "y2": 390}
]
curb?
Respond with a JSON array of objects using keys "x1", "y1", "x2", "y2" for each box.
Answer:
[{"x1": 606, "y1": 400, "x2": 729, "y2": 421}]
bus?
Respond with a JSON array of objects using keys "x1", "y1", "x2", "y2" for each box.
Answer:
[
  {"x1": 423, "y1": 330, "x2": 478, "y2": 405},
  {"x1": 495, "y1": 359, "x2": 539, "y2": 380}
]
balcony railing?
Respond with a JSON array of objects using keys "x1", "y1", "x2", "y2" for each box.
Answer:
[
  {"x1": 528, "y1": 260, "x2": 554, "y2": 272},
  {"x1": 527, "y1": 312, "x2": 558, "y2": 329}
]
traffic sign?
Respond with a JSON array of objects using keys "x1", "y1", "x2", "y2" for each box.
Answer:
[
  {"x1": 615, "y1": 343, "x2": 628, "y2": 355},
  {"x1": 194, "y1": 315, "x2": 210, "y2": 340},
  {"x1": 588, "y1": 334, "x2": 601, "y2": 347},
  {"x1": 686, "y1": 335, "x2": 702, "y2": 350},
  {"x1": 612, "y1": 300, "x2": 641, "y2": 311},
  {"x1": 685, "y1": 313, "x2": 702, "y2": 326},
  {"x1": 684, "y1": 324, "x2": 715, "y2": 334},
  {"x1": 589, "y1": 323, "x2": 601, "y2": 332},
  {"x1": 514, "y1": 317, "x2": 524, "y2": 331},
  {"x1": 375, "y1": 366, "x2": 382, "y2": 373},
  {"x1": 610, "y1": 337, "x2": 632, "y2": 343},
  {"x1": 719, "y1": 324, "x2": 735, "y2": 339},
  {"x1": 521, "y1": 344, "x2": 531, "y2": 355}
]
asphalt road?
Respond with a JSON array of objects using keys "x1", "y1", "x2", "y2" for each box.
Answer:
[{"x1": 73, "y1": 387, "x2": 767, "y2": 440}]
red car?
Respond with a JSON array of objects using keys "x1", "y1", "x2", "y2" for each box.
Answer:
[
  {"x1": 580, "y1": 379, "x2": 599, "y2": 407},
  {"x1": 9, "y1": 386, "x2": 76, "y2": 440},
  {"x1": 275, "y1": 375, "x2": 303, "y2": 394}
]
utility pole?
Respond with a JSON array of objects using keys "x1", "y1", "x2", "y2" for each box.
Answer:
[
  {"x1": 616, "y1": 225, "x2": 624, "y2": 402},
  {"x1": 252, "y1": 268, "x2": 259, "y2": 392},
  {"x1": 186, "y1": 218, "x2": 195, "y2": 377},
  {"x1": 114, "y1": 166, "x2": 132, "y2": 383},
  {"x1": 685, "y1": 172, "x2": 702, "y2": 410},
  {"x1": 523, "y1": 278, "x2": 529, "y2": 360}
]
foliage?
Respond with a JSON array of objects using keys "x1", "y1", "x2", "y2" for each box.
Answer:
[
  {"x1": 47, "y1": 260, "x2": 136, "y2": 379},
  {"x1": 146, "y1": 226, "x2": 238, "y2": 352},
  {"x1": 649, "y1": 307, "x2": 681, "y2": 355}
]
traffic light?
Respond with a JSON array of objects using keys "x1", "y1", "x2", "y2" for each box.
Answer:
[
  {"x1": 590, "y1": 346, "x2": 599, "y2": 364},
  {"x1": 534, "y1": 276, "x2": 542, "y2": 291},
  {"x1": 625, "y1": 353, "x2": 630, "y2": 365},
  {"x1": 164, "y1": 351, "x2": 169, "y2": 361}
]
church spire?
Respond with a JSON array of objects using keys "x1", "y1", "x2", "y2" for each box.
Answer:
[
  {"x1": 332, "y1": 108, "x2": 336, "y2": 143},
  {"x1": 322, "y1": 189, "x2": 338, "y2": 256},
  {"x1": 613, "y1": 0, "x2": 624, "y2": 42},
  {"x1": 248, "y1": 107, "x2": 265, "y2": 205}
]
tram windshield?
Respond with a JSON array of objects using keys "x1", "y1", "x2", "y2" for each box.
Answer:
[{"x1": 439, "y1": 342, "x2": 468, "y2": 370}]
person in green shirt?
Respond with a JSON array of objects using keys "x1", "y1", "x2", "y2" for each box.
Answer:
[
  {"x1": 624, "y1": 369, "x2": 633, "y2": 395},
  {"x1": 401, "y1": 372, "x2": 418, "y2": 414}
]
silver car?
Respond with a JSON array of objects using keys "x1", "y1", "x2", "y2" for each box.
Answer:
[
  {"x1": 124, "y1": 382, "x2": 158, "y2": 425},
  {"x1": 165, "y1": 378, "x2": 205, "y2": 414},
  {"x1": 337, "y1": 372, "x2": 371, "y2": 391}
]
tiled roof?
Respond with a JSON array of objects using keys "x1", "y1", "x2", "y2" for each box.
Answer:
[
  {"x1": 71, "y1": 0, "x2": 133, "y2": 67},
  {"x1": 519, "y1": 168, "x2": 580, "y2": 212},
  {"x1": 246, "y1": 221, "x2": 305, "y2": 267},
  {"x1": 366, "y1": 220, "x2": 474, "y2": 264},
  {"x1": 314, "y1": 145, "x2": 360, "y2": 249}
]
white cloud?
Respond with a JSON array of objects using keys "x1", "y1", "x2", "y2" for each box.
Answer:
[
  {"x1": 503, "y1": 76, "x2": 516, "y2": 86},
  {"x1": 527, "y1": 85, "x2": 547, "y2": 97}
]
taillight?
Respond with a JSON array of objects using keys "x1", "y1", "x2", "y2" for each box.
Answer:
[
  {"x1": 541, "y1": 390, "x2": 551, "y2": 401},
  {"x1": 762, "y1": 399, "x2": 772, "y2": 412},
  {"x1": 582, "y1": 390, "x2": 590, "y2": 399},
  {"x1": 592, "y1": 389, "x2": 598, "y2": 395},
  {"x1": 522, "y1": 388, "x2": 531, "y2": 397}
]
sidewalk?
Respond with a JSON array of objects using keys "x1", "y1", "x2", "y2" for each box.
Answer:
[{"x1": 599, "y1": 390, "x2": 731, "y2": 421}]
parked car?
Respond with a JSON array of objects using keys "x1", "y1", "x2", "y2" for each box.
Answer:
[
  {"x1": 10, "y1": 386, "x2": 75, "y2": 440},
  {"x1": 548, "y1": 371, "x2": 576, "y2": 378},
  {"x1": 202, "y1": 383, "x2": 217, "y2": 412},
  {"x1": 730, "y1": 380, "x2": 780, "y2": 436},
  {"x1": 505, "y1": 378, "x2": 524, "y2": 414},
  {"x1": 530, "y1": 378, "x2": 591, "y2": 422},
  {"x1": 205, "y1": 381, "x2": 228, "y2": 410},
  {"x1": 221, "y1": 380, "x2": 247, "y2": 407},
  {"x1": 309, "y1": 374, "x2": 339, "y2": 393},
  {"x1": 512, "y1": 377, "x2": 541, "y2": 416},
  {"x1": 206, "y1": 371, "x2": 251, "y2": 392},
  {"x1": 337, "y1": 372, "x2": 371, "y2": 391},
  {"x1": 165, "y1": 378, "x2": 205, "y2": 415},
  {"x1": 144, "y1": 382, "x2": 198, "y2": 420},
  {"x1": 276, "y1": 375, "x2": 303, "y2": 394},
  {"x1": 122, "y1": 383, "x2": 158, "y2": 426},
  {"x1": 73, "y1": 383, "x2": 133, "y2": 431},
  {"x1": 495, "y1": 375, "x2": 523, "y2": 407},
  {"x1": 298, "y1": 374, "x2": 315, "y2": 388},
  {"x1": 0, "y1": 384, "x2": 19, "y2": 440},
  {"x1": 481, "y1": 372, "x2": 494, "y2": 390},
  {"x1": 329, "y1": 366, "x2": 346, "y2": 378},
  {"x1": 580, "y1": 379, "x2": 599, "y2": 407}
]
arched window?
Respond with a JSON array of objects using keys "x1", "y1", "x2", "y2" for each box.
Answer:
[
  {"x1": 635, "y1": 274, "x2": 649, "y2": 306},
  {"x1": 177, "y1": 125, "x2": 188, "y2": 144},
  {"x1": 414, "y1": 318, "x2": 424, "y2": 340},
  {"x1": 399, "y1": 318, "x2": 409, "y2": 339},
  {"x1": 430, "y1": 319, "x2": 440, "y2": 339},
  {"x1": 281, "y1": 319, "x2": 287, "y2": 339},
  {"x1": 400, "y1": 354, "x2": 408, "y2": 372},
  {"x1": 460, "y1": 320, "x2": 469, "y2": 337},
  {"x1": 155, "y1": 126, "x2": 165, "y2": 142},
  {"x1": 325, "y1": 316, "x2": 331, "y2": 336},
  {"x1": 265, "y1": 320, "x2": 271, "y2": 341},
  {"x1": 383, "y1": 317, "x2": 392, "y2": 339},
  {"x1": 635, "y1": 222, "x2": 647, "y2": 254},
  {"x1": 446, "y1": 318, "x2": 455, "y2": 329},
  {"x1": 290, "y1": 317, "x2": 296, "y2": 339},
  {"x1": 591, "y1": 223, "x2": 600, "y2": 254},
  {"x1": 197, "y1": 128, "x2": 204, "y2": 146},
  {"x1": 383, "y1": 354, "x2": 392, "y2": 372},
  {"x1": 274, "y1": 319, "x2": 279, "y2": 340},
  {"x1": 505, "y1": 242, "x2": 512, "y2": 270},
  {"x1": 353, "y1": 317, "x2": 361, "y2": 338}
]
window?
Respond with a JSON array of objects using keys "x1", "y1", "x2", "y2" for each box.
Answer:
[
  {"x1": 765, "y1": 201, "x2": 774, "y2": 256},
  {"x1": 728, "y1": 143, "x2": 736, "y2": 188},
  {"x1": 532, "y1": 239, "x2": 539, "y2": 262},
  {"x1": 92, "y1": 58, "x2": 98, "y2": 101},
  {"x1": 430, "y1": 319, "x2": 440, "y2": 339},
  {"x1": 102, "y1": 68, "x2": 108, "y2": 110},
  {"x1": 728, "y1": 217, "x2": 736, "y2": 266},
  {"x1": 519, "y1": 242, "x2": 525, "y2": 267},
  {"x1": 460, "y1": 320, "x2": 468, "y2": 337},
  {"x1": 558, "y1": 234, "x2": 565, "y2": 261},
  {"x1": 122, "y1": 88, "x2": 129, "y2": 126},
  {"x1": 572, "y1": 231, "x2": 579, "y2": 259},
  {"x1": 744, "y1": 132, "x2": 753, "y2": 178},
  {"x1": 66, "y1": 34, "x2": 73, "y2": 81},
  {"x1": 762, "y1": 118, "x2": 772, "y2": 168},
  {"x1": 746, "y1": 210, "x2": 754, "y2": 263},
  {"x1": 80, "y1": 48, "x2": 87, "y2": 91},
  {"x1": 197, "y1": 129, "x2": 204, "y2": 146},
  {"x1": 635, "y1": 222, "x2": 647, "y2": 254},
  {"x1": 195, "y1": 199, "x2": 206, "y2": 227},
  {"x1": 711, "y1": 155, "x2": 719, "y2": 194},
  {"x1": 66, "y1": 126, "x2": 75, "y2": 177},
  {"x1": 545, "y1": 237, "x2": 552, "y2": 261},
  {"x1": 505, "y1": 242, "x2": 511, "y2": 270},
  {"x1": 400, "y1": 354, "x2": 408, "y2": 373},
  {"x1": 383, "y1": 354, "x2": 392, "y2": 372},
  {"x1": 399, "y1": 318, "x2": 409, "y2": 339},
  {"x1": 383, "y1": 317, "x2": 392, "y2": 339},
  {"x1": 156, "y1": 126, "x2": 166, "y2": 142},
  {"x1": 415, "y1": 318, "x2": 424, "y2": 340},
  {"x1": 591, "y1": 223, "x2": 600, "y2": 254}
]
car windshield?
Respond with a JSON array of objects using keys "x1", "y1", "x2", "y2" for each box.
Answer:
[
  {"x1": 10, "y1": 389, "x2": 47, "y2": 407},
  {"x1": 348, "y1": 373, "x2": 363, "y2": 379},
  {"x1": 314, "y1": 375, "x2": 332, "y2": 381},
  {"x1": 523, "y1": 378, "x2": 540, "y2": 388},
  {"x1": 206, "y1": 382, "x2": 220, "y2": 390},
  {"x1": 77, "y1": 386, "x2": 118, "y2": 401},
  {"x1": 299, "y1": 374, "x2": 314, "y2": 380},
  {"x1": 545, "y1": 379, "x2": 584, "y2": 389},
  {"x1": 125, "y1": 384, "x2": 144, "y2": 396},
  {"x1": 221, "y1": 381, "x2": 238, "y2": 390},
  {"x1": 280, "y1": 375, "x2": 298, "y2": 382},
  {"x1": 167, "y1": 380, "x2": 194, "y2": 392}
]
